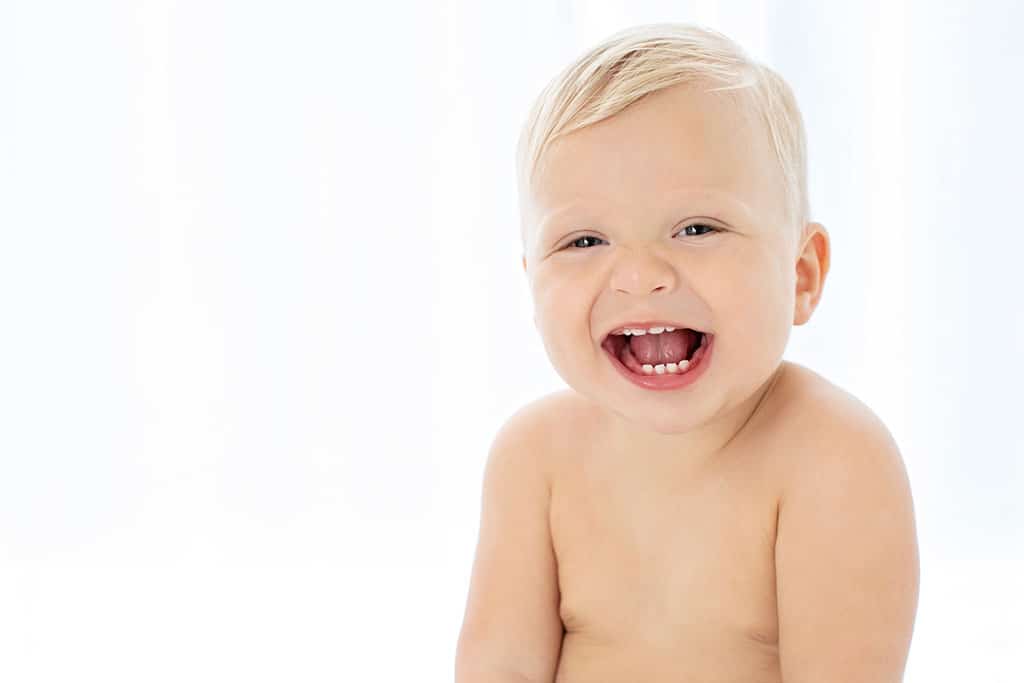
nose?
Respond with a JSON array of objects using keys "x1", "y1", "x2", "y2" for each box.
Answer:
[{"x1": 609, "y1": 248, "x2": 677, "y2": 296}]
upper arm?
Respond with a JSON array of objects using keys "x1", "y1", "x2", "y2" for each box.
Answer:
[
  {"x1": 455, "y1": 401, "x2": 564, "y2": 683},
  {"x1": 775, "y1": 409, "x2": 920, "y2": 683}
]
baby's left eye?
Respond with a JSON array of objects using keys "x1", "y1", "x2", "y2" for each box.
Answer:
[
  {"x1": 678, "y1": 223, "x2": 719, "y2": 237},
  {"x1": 567, "y1": 235, "x2": 606, "y2": 249}
]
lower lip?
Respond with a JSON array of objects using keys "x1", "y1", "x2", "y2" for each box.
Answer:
[{"x1": 603, "y1": 333, "x2": 714, "y2": 391}]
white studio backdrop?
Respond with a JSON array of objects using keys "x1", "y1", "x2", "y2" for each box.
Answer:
[{"x1": 0, "y1": 0, "x2": 1020, "y2": 681}]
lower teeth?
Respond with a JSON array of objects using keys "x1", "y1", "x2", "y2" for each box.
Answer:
[{"x1": 641, "y1": 360, "x2": 690, "y2": 375}]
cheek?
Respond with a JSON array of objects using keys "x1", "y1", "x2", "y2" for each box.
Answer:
[
  {"x1": 531, "y1": 274, "x2": 598, "y2": 361},
  {"x1": 530, "y1": 278, "x2": 582, "y2": 351},
  {"x1": 719, "y1": 253, "x2": 791, "y2": 333},
  {"x1": 532, "y1": 267, "x2": 588, "y2": 315}
]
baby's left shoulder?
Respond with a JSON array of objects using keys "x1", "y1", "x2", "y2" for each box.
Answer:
[
  {"x1": 767, "y1": 363, "x2": 919, "y2": 682},
  {"x1": 771, "y1": 361, "x2": 907, "y2": 483},
  {"x1": 775, "y1": 361, "x2": 897, "y2": 436}
]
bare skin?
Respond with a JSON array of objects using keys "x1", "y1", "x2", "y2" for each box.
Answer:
[
  {"x1": 509, "y1": 83, "x2": 827, "y2": 680},
  {"x1": 457, "y1": 80, "x2": 916, "y2": 682},
  {"x1": 538, "y1": 362, "x2": 818, "y2": 682},
  {"x1": 520, "y1": 81, "x2": 830, "y2": 461}
]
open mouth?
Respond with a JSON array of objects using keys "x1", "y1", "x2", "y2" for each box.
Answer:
[
  {"x1": 601, "y1": 328, "x2": 708, "y2": 376},
  {"x1": 598, "y1": 326, "x2": 714, "y2": 391}
]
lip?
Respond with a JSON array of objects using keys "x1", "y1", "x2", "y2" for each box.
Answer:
[{"x1": 602, "y1": 331, "x2": 714, "y2": 391}]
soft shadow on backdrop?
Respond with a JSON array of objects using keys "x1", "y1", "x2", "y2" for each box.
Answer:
[{"x1": 0, "y1": 0, "x2": 1020, "y2": 680}]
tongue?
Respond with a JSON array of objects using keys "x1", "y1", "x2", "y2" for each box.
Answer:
[{"x1": 627, "y1": 329, "x2": 700, "y2": 365}]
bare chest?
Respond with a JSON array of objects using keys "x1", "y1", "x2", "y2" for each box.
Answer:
[{"x1": 548, "y1": 442, "x2": 782, "y2": 681}]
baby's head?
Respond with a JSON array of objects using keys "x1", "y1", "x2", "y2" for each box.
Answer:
[{"x1": 516, "y1": 23, "x2": 830, "y2": 441}]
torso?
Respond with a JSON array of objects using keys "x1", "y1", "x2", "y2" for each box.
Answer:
[{"x1": 543, "y1": 361, "x2": 832, "y2": 682}]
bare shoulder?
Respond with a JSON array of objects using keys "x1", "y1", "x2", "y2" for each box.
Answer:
[
  {"x1": 770, "y1": 362, "x2": 919, "y2": 681},
  {"x1": 491, "y1": 389, "x2": 591, "y2": 476},
  {"x1": 504, "y1": 388, "x2": 589, "y2": 428},
  {"x1": 774, "y1": 361, "x2": 900, "y2": 439},
  {"x1": 771, "y1": 361, "x2": 909, "y2": 490}
]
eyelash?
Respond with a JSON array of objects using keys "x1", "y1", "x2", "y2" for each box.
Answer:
[{"x1": 561, "y1": 223, "x2": 720, "y2": 250}]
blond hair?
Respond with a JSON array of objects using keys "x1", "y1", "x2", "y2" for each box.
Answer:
[{"x1": 516, "y1": 22, "x2": 809, "y2": 248}]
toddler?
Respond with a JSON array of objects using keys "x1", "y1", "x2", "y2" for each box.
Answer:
[{"x1": 455, "y1": 22, "x2": 919, "y2": 683}]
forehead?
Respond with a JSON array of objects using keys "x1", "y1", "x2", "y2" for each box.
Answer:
[{"x1": 530, "y1": 83, "x2": 784, "y2": 233}]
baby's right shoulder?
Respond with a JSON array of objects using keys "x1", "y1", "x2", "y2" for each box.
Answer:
[
  {"x1": 491, "y1": 390, "x2": 589, "y2": 467},
  {"x1": 507, "y1": 388, "x2": 586, "y2": 425}
]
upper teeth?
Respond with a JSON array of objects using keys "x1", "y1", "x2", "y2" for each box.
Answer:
[{"x1": 614, "y1": 326, "x2": 676, "y2": 336}]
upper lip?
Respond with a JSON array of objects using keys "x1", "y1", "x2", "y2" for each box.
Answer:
[{"x1": 602, "y1": 320, "x2": 708, "y2": 340}]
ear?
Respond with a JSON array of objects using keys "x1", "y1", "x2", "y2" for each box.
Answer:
[
  {"x1": 522, "y1": 253, "x2": 528, "y2": 274},
  {"x1": 793, "y1": 222, "x2": 830, "y2": 326}
]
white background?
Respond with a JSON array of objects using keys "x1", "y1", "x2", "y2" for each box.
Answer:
[{"x1": 0, "y1": 0, "x2": 1020, "y2": 680}]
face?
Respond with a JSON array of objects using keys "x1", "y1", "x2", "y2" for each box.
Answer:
[{"x1": 520, "y1": 83, "x2": 828, "y2": 454}]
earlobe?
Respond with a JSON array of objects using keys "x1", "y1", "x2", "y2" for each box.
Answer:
[{"x1": 793, "y1": 223, "x2": 830, "y2": 326}]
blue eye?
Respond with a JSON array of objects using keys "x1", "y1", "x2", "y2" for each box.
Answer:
[{"x1": 562, "y1": 223, "x2": 719, "y2": 250}]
